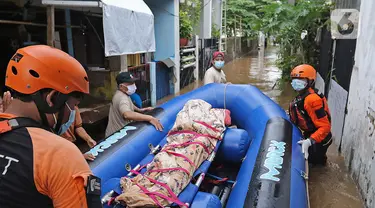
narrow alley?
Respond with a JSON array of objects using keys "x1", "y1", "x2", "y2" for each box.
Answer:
[
  {"x1": 225, "y1": 48, "x2": 364, "y2": 208},
  {"x1": 160, "y1": 46, "x2": 364, "y2": 208}
]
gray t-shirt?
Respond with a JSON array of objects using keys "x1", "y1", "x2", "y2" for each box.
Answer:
[{"x1": 105, "y1": 90, "x2": 134, "y2": 137}]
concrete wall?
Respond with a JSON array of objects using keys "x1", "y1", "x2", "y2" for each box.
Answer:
[
  {"x1": 212, "y1": 0, "x2": 221, "y2": 28},
  {"x1": 200, "y1": 0, "x2": 212, "y2": 39},
  {"x1": 341, "y1": 0, "x2": 375, "y2": 207},
  {"x1": 145, "y1": 0, "x2": 176, "y2": 62}
]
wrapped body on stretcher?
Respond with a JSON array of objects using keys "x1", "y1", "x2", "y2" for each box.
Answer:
[{"x1": 114, "y1": 100, "x2": 231, "y2": 207}]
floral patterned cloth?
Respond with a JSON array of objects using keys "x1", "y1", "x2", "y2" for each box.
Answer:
[{"x1": 117, "y1": 99, "x2": 229, "y2": 207}]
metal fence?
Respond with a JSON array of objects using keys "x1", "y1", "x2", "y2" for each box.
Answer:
[
  {"x1": 199, "y1": 38, "x2": 219, "y2": 80},
  {"x1": 180, "y1": 42, "x2": 199, "y2": 89},
  {"x1": 128, "y1": 64, "x2": 151, "y2": 107},
  {"x1": 156, "y1": 62, "x2": 172, "y2": 100},
  {"x1": 318, "y1": 28, "x2": 334, "y2": 95},
  {"x1": 317, "y1": 27, "x2": 357, "y2": 96}
]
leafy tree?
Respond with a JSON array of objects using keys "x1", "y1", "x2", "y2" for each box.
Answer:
[
  {"x1": 226, "y1": 0, "x2": 333, "y2": 78},
  {"x1": 226, "y1": 0, "x2": 273, "y2": 38},
  {"x1": 180, "y1": 0, "x2": 201, "y2": 36},
  {"x1": 259, "y1": 0, "x2": 332, "y2": 77}
]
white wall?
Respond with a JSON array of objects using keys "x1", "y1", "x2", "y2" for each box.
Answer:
[
  {"x1": 315, "y1": 72, "x2": 325, "y2": 94},
  {"x1": 327, "y1": 80, "x2": 348, "y2": 147},
  {"x1": 212, "y1": 0, "x2": 221, "y2": 28},
  {"x1": 341, "y1": 0, "x2": 375, "y2": 207},
  {"x1": 200, "y1": 0, "x2": 212, "y2": 39}
]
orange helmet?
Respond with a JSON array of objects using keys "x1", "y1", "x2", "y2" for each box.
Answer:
[
  {"x1": 6, "y1": 45, "x2": 89, "y2": 95},
  {"x1": 290, "y1": 64, "x2": 316, "y2": 81}
]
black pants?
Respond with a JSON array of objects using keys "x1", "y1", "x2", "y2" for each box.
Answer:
[{"x1": 307, "y1": 134, "x2": 332, "y2": 165}]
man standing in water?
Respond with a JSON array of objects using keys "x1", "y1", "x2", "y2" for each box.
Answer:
[
  {"x1": 105, "y1": 72, "x2": 163, "y2": 137},
  {"x1": 289, "y1": 64, "x2": 332, "y2": 165},
  {"x1": 204, "y1": 51, "x2": 228, "y2": 85}
]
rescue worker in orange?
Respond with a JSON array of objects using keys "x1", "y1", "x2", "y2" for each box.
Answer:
[
  {"x1": 60, "y1": 106, "x2": 97, "y2": 161},
  {"x1": 289, "y1": 64, "x2": 332, "y2": 165},
  {"x1": 0, "y1": 45, "x2": 102, "y2": 207}
]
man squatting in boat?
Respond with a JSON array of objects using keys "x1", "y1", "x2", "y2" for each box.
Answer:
[
  {"x1": 289, "y1": 64, "x2": 333, "y2": 165},
  {"x1": 105, "y1": 71, "x2": 164, "y2": 138}
]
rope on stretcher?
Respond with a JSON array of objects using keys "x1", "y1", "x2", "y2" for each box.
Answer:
[
  {"x1": 124, "y1": 121, "x2": 222, "y2": 208},
  {"x1": 205, "y1": 173, "x2": 236, "y2": 185}
]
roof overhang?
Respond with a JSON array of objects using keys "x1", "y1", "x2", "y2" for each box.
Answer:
[{"x1": 42, "y1": 0, "x2": 156, "y2": 56}]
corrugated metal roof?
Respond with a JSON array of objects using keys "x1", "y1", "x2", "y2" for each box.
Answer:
[{"x1": 333, "y1": 0, "x2": 361, "y2": 10}]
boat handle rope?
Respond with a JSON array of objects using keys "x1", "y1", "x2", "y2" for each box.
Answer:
[
  {"x1": 294, "y1": 162, "x2": 311, "y2": 208},
  {"x1": 224, "y1": 83, "x2": 229, "y2": 110},
  {"x1": 305, "y1": 160, "x2": 311, "y2": 208}
]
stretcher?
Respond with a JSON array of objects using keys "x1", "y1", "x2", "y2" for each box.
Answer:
[{"x1": 100, "y1": 126, "x2": 250, "y2": 208}]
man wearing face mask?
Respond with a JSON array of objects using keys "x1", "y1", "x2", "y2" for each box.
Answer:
[
  {"x1": 105, "y1": 72, "x2": 163, "y2": 137},
  {"x1": 204, "y1": 51, "x2": 228, "y2": 85},
  {"x1": 289, "y1": 64, "x2": 332, "y2": 165},
  {"x1": 0, "y1": 45, "x2": 101, "y2": 207}
]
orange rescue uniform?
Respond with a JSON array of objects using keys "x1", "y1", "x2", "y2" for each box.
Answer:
[
  {"x1": 289, "y1": 88, "x2": 332, "y2": 143},
  {"x1": 0, "y1": 113, "x2": 92, "y2": 208}
]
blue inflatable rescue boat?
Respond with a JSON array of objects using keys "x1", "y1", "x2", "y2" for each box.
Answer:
[{"x1": 87, "y1": 84, "x2": 308, "y2": 208}]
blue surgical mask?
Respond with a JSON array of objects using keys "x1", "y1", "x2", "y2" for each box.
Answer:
[
  {"x1": 291, "y1": 79, "x2": 308, "y2": 91},
  {"x1": 214, "y1": 61, "x2": 225, "y2": 69},
  {"x1": 53, "y1": 103, "x2": 76, "y2": 135}
]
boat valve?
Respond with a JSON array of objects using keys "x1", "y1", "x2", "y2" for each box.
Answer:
[
  {"x1": 125, "y1": 164, "x2": 132, "y2": 172},
  {"x1": 149, "y1": 143, "x2": 161, "y2": 155},
  {"x1": 101, "y1": 190, "x2": 114, "y2": 205}
]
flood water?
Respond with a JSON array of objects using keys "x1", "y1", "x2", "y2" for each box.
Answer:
[
  {"x1": 224, "y1": 47, "x2": 363, "y2": 208},
  {"x1": 160, "y1": 46, "x2": 364, "y2": 208}
]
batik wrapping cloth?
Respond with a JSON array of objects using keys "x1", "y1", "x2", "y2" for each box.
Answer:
[{"x1": 117, "y1": 99, "x2": 230, "y2": 207}]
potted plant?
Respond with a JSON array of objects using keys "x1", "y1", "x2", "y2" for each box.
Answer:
[
  {"x1": 180, "y1": 11, "x2": 193, "y2": 47},
  {"x1": 212, "y1": 24, "x2": 221, "y2": 39}
]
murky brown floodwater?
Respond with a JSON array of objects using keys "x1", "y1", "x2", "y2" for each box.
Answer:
[
  {"x1": 159, "y1": 46, "x2": 363, "y2": 208},
  {"x1": 232, "y1": 47, "x2": 363, "y2": 208}
]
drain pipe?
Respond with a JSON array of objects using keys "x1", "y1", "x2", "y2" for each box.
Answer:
[
  {"x1": 150, "y1": 62, "x2": 157, "y2": 106},
  {"x1": 327, "y1": 38, "x2": 337, "y2": 97}
]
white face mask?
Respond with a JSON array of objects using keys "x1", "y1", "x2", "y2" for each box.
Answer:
[
  {"x1": 291, "y1": 79, "x2": 308, "y2": 91},
  {"x1": 126, "y1": 84, "x2": 137, "y2": 95}
]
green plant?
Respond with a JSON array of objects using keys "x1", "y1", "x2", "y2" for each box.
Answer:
[
  {"x1": 180, "y1": 11, "x2": 193, "y2": 39},
  {"x1": 182, "y1": 0, "x2": 201, "y2": 27},
  {"x1": 212, "y1": 24, "x2": 220, "y2": 38},
  {"x1": 226, "y1": 0, "x2": 333, "y2": 78},
  {"x1": 258, "y1": 0, "x2": 333, "y2": 78}
]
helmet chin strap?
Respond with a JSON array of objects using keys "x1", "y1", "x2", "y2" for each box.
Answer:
[{"x1": 31, "y1": 91, "x2": 69, "y2": 133}]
